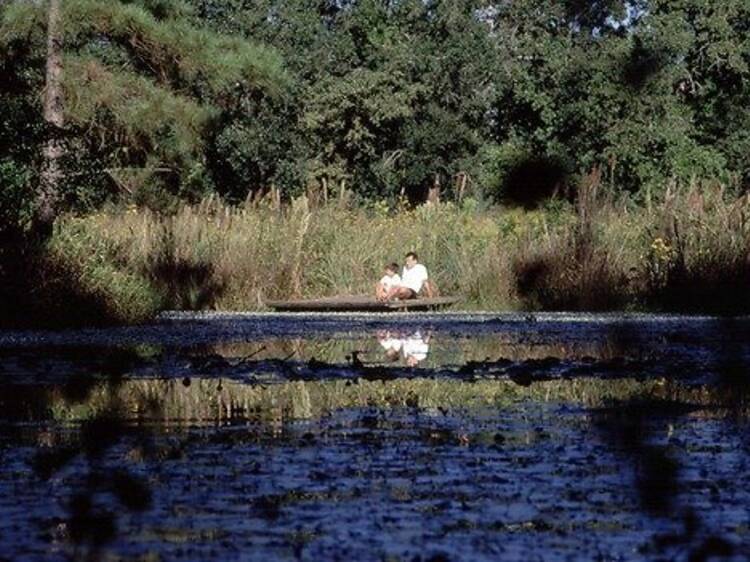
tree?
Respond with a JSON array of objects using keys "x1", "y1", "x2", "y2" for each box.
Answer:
[
  {"x1": 396, "y1": 0, "x2": 497, "y2": 199},
  {"x1": 648, "y1": 0, "x2": 750, "y2": 187},
  {"x1": 38, "y1": 0, "x2": 64, "y2": 232},
  {"x1": 4, "y1": 0, "x2": 749, "y2": 210},
  {"x1": 0, "y1": 0, "x2": 288, "y2": 211}
]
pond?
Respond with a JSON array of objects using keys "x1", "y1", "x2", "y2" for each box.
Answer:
[{"x1": 0, "y1": 312, "x2": 749, "y2": 561}]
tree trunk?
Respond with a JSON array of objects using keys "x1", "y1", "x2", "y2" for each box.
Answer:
[
  {"x1": 427, "y1": 172, "x2": 441, "y2": 204},
  {"x1": 38, "y1": 0, "x2": 65, "y2": 231},
  {"x1": 338, "y1": 179, "x2": 347, "y2": 207},
  {"x1": 455, "y1": 172, "x2": 468, "y2": 202}
]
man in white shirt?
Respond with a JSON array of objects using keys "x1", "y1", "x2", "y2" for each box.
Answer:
[{"x1": 385, "y1": 251, "x2": 429, "y2": 300}]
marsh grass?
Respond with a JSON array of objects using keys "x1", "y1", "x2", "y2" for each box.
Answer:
[
  {"x1": 513, "y1": 169, "x2": 632, "y2": 310},
  {"x1": 0, "y1": 233, "x2": 160, "y2": 328},
  {"x1": 54, "y1": 197, "x2": 531, "y2": 312},
  {"x1": 639, "y1": 185, "x2": 750, "y2": 313},
  {"x1": 24, "y1": 181, "x2": 750, "y2": 325},
  {"x1": 41, "y1": 376, "x2": 739, "y2": 425}
]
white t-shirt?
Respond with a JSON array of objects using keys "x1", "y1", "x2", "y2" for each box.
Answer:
[
  {"x1": 379, "y1": 273, "x2": 401, "y2": 291},
  {"x1": 401, "y1": 263, "x2": 428, "y2": 293},
  {"x1": 402, "y1": 333, "x2": 429, "y2": 361},
  {"x1": 379, "y1": 337, "x2": 403, "y2": 352}
]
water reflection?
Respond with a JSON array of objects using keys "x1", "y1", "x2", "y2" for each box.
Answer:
[
  {"x1": 0, "y1": 375, "x2": 745, "y2": 430},
  {"x1": 201, "y1": 330, "x2": 662, "y2": 371},
  {"x1": 377, "y1": 330, "x2": 431, "y2": 366},
  {"x1": 2, "y1": 378, "x2": 748, "y2": 561},
  {"x1": 2, "y1": 316, "x2": 750, "y2": 561}
]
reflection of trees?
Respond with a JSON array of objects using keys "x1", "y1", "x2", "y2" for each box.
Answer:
[
  {"x1": 0, "y1": 369, "x2": 157, "y2": 560},
  {"x1": 3, "y1": 316, "x2": 749, "y2": 559},
  {"x1": 3, "y1": 377, "x2": 744, "y2": 429}
]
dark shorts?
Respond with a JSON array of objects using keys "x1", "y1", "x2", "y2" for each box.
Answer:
[{"x1": 402, "y1": 288, "x2": 418, "y2": 299}]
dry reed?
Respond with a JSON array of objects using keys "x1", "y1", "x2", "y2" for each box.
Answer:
[{"x1": 44, "y1": 181, "x2": 750, "y2": 319}]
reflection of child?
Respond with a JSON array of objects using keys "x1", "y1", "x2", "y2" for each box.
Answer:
[
  {"x1": 375, "y1": 263, "x2": 402, "y2": 301},
  {"x1": 377, "y1": 330, "x2": 403, "y2": 362}
]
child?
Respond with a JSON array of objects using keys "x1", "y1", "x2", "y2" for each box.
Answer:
[{"x1": 375, "y1": 262, "x2": 401, "y2": 301}]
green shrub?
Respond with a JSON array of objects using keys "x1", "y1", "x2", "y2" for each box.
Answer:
[{"x1": 0, "y1": 158, "x2": 34, "y2": 232}]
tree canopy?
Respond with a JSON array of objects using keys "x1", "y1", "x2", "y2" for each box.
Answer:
[{"x1": 1, "y1": 0, "x2": 750, "y2": 219}]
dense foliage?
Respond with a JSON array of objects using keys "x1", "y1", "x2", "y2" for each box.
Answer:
[{"x1": 2, "y1": 0, "x2": 750, "y2": 220}]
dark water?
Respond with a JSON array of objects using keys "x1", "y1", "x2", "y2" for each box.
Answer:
[{"x1": 1, "y1": 313, "x2": 749, "y2": 561}]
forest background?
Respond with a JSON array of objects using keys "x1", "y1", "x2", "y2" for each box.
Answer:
[{"x1": 1, "y1": 0, "x2": 750, "y2": 326}]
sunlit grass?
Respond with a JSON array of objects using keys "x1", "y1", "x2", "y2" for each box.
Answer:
[{"x1": 46, "y1": 180, "x2": 750, "y2": 321}]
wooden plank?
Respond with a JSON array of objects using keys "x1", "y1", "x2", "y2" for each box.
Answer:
[
  {"x1": 265, "y1": 295, "x2": 460, "y2": 312},
  {"x1": 383, "y1": 297, "x2": 460, "y2": 310}
]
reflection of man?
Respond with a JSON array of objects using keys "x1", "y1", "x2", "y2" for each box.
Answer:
[{"x1": 402, "y1": 331, "x2": 430, "y2": 367}]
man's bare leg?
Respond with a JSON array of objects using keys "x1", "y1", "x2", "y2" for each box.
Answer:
[{"x1": 385, "y1": 286, "x2": 415, "y2": 301}]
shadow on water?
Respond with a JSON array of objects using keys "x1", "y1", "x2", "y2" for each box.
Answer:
[
  {"x1": 5, "y1": 362, "x2": 158, "y2": 562},
  {"x1": 41, "y1": 417, "x2": 155, "y2": 559},
  {"x1": 713, "y1": 318, "x2": 750, "y2": 419},
  {"x1": 593, "y1": 397, "x2": 736, "y2": 561},
  {"x1": 589, "y1": 320, "x2": 749, "y2": 561}
]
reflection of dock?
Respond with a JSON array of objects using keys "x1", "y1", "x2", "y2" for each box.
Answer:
[{"x1": 266, "y1": 295, "x2": 460, "y2": 312}]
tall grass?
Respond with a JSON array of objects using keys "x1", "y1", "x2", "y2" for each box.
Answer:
[
  {"x1": 0, "y1": 223, "x2": 161, "y2": 328},
  {"x1": 57, "y1": 197, "x2": 527, "y2": 311},
  {"x1": 38, "y1": 181, "x2": 750, "y2": 321}
]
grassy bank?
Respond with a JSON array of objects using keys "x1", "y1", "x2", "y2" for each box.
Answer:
[{"x1": 5, "y1": 180, "x2": 750, "y2": 326}]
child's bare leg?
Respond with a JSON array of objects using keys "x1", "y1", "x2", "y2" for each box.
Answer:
[{"x1": 375, "y1": 284, "x2": 388, "y2": 301}]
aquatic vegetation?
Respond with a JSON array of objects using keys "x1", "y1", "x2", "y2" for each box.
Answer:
[
  {"x1": 1, "y1": 316, "x2": 750, "y2": 560},
  {"x1": 4, "y1": 178, "x2": 749, "y2": 328}
]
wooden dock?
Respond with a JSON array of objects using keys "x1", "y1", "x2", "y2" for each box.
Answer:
[{"x1": 265, "y1": 295, "x2": 460, "y2": 312}]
